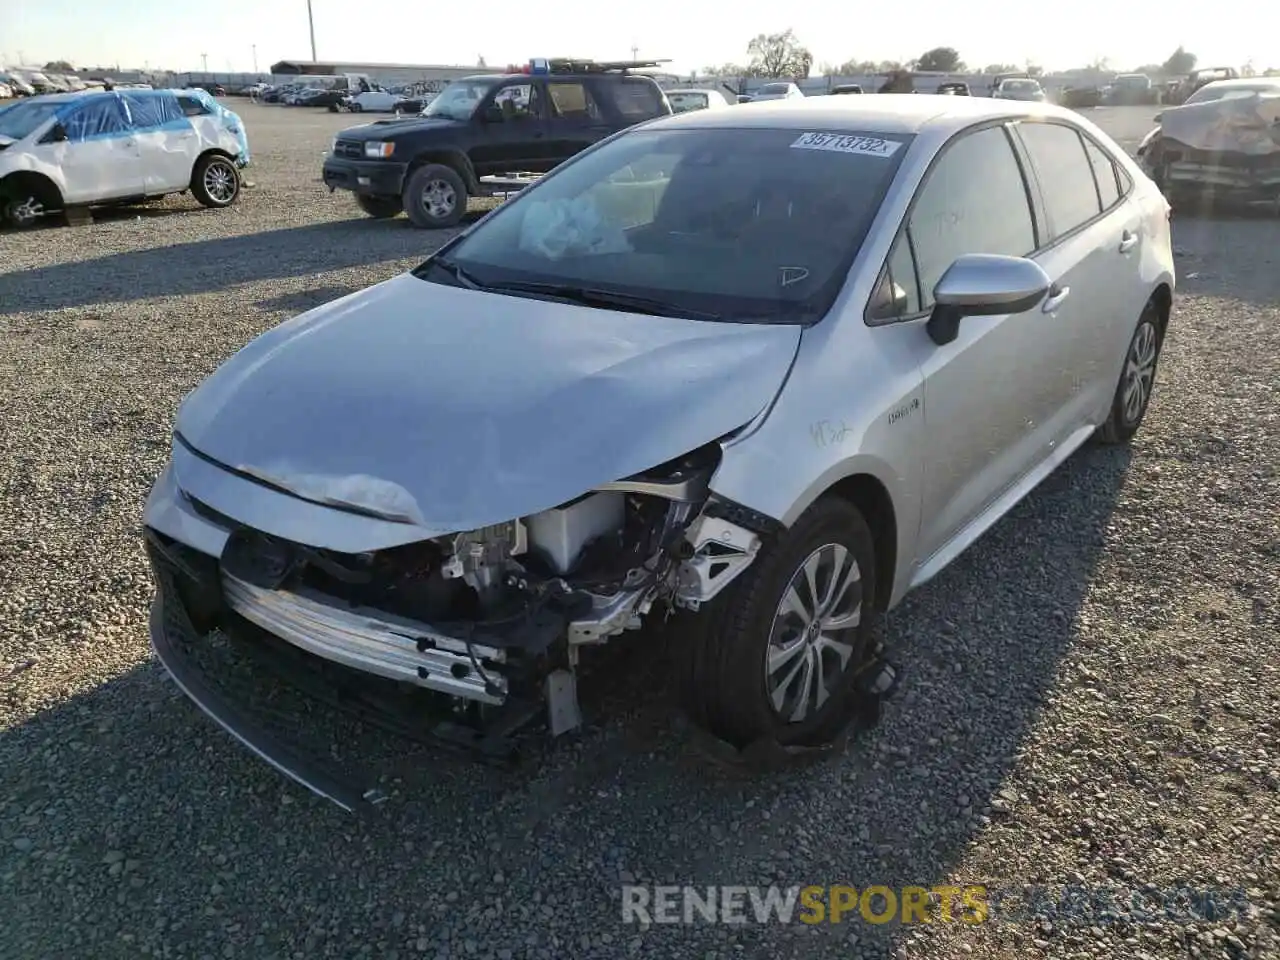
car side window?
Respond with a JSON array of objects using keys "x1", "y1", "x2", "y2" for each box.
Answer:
[
  {"x1": 867, "y1": 235, "x2": 922, "y2": 323},
  {"x1": 1081, "y1": 136, "x2": 1121, "y2": 209},
  {"x1": 491, "y1": 83, "x2": 541, "y2": 121},
  {"x1": 605, "y1": 78, "x2": 667, "y2": 118},
  {"x1": 121, "y1": 92, "x2": 185, "y2": 130},
  {"x1": 547, "y1": 80, "x2": 603, "y2": 121},
  {"x1": 1017, "y1": 122, "x2": 1103, "y2": 238},
  {"x1": 177, "y1": 95, "x2": 211, "y2": 117},
  {"x1": 60, "y1": 97, "x2": 129, "y2": 141},
  {"x1": 907, "y1": 125, "x2": 1037, "y2": 312}
]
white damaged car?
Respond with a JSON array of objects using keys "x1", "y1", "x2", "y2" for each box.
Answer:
[
  {"x1": 145, "y1": 96, "x2": 1174, "y2": 809},
  {"x1": 0, "y1": 88, "x2": 249, "y2": 227}
]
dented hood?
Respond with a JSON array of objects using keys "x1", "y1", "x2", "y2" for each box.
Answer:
[
  {"x1": 1160, "y1": 92, "x2": 1280, "y2": 156},
  {"x1": 175, "y1": 273, "x2": 801, "y2": 534}
]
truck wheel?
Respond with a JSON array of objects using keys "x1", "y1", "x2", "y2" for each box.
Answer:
[
  {"x1": 679, "y1": 496, "x2": 879, "y2": 750},
  {"x1": 191, "y1": 154, "x2": 241, "y2": 208},
  {"x1": 355, "y1": 194, "x2": 403, "y2": 219},
  {"x1": 402, "y1": 164, "x2": 467, "y2": 228}
]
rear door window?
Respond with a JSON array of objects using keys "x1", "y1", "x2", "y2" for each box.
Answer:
[
  {"x1": 1081, "y1": 136, "x2": 1121, "y2": 210},
  {"x1": 547, "y1": 81, "x2": 603, "y2": 121},
  {"x1": 1017, "y1": 121, "x2": 1104, "y2": 238},
  {"x1": 601, "y1": 77, "x2": 666, "y2": 119},
  {"x1": 122, "y1": 92, "x2": 185, "y2": 130},
  {"x1": 177, "y1": 95, "x2": 211, "y2": 117}
]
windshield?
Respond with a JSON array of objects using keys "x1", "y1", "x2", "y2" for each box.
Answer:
[
  {"x1": 0, "y1": 100, "x2": 63, "y2": 140},
  {"x1": 1003, "y1": 80, "x2": 1038, "y2": 92},
  {"x1": 668, "y1": 92, "x2": 708, "y2": 112},
  {"x1": 423, "y1": 78, "x2": 500, "y2": 121},
  {"x1": 758, "y1": 83, "x2": 791, "y2": 95},
  {"x1": 417, "y1": 126, "x2": 911, "y2": 323}
]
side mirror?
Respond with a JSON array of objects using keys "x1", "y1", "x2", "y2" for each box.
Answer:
[
  {"x1": 481, "y1": 104, "x2": 504, "y2": 123},
  {"x1": 1153, "y1": 112, "x2": 1163, "y2": 122},
  {"x1": 926, "y1": 254, "x2": 1052, "y2": 346},
  {"x1": 43, "y1": 123, "x2": 69, "y2": 144}
]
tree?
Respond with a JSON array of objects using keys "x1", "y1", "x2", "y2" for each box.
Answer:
[
  {"x1": 1162, "y1": 46, "x2": 1196, "y2": 76},
  {"x1": 44, "y1": 60, "x2": 75, "y2": 72},
  {"x1": 915, "y1": 47, "x2": 963, "y2": 73},
  {"x1": 702, "y1": 62, "x2": 746, "y2": 77},
  {"x1": 745, "y1": 29, "x2": 813, "y2": 78},
  {"x1": 983, "y1": 63, "x2": 1020, "y2": 74}
]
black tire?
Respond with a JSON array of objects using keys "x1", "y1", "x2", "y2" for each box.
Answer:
[
  {"x1": 350, "y1": 102, "x2": 363, "y2": 113},
  {"x1": 355, "y1": 194, "x2": 403, "y2": 219},
  {"x1": 680, "y1": 496, "x2": 879, "y2": 750},
  {"x1": 1097, "y1": 300, "x2": 1164, "y2": 445},
  {"x1": 402, "y1": 163, "x2": 467, "y2": 229},
  {"x1": 190, "y1": 154, "x2": 241, "y2": 208}
]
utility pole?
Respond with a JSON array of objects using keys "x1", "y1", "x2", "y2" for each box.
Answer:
[
  {"x1": 252, "y1": 44, "x2": 258, "y2": 73},
  {"x1": 630, "y1": 43, "x2": 638, "y2": 61},
  {"x1": 306, "y1": 0, "x2": 317, "y2": 62},
  {"x1": 201, "y1": 52, "x2": 208, "y2": 72}
]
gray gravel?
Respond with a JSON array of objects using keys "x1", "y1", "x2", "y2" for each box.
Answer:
[{"x1": 1, "y1": 102, "x2": 1277, "y2": 960}]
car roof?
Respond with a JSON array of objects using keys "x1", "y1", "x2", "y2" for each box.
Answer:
[
  {"x1": 645, "y1": 93, "x2": 1066, "y2": 135},
  {"x1": 1197, "y1": 77, "x2": 1280, "y2": 91}
]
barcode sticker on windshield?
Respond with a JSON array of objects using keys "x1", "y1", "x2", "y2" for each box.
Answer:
[{"x1": 791, "y1": 132, "x2": 901, "y2": 157}]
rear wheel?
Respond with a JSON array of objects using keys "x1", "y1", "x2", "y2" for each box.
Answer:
[
  {"x1": 355, "y1": 194, "x2": 403, "y2": 219},
  {"x1": 680, "y1": 497, "x2": 879, "y2": 749},
  {"x1": 402, "y1": 163, "x2": 467, "y2": 229},
  {"x1": 1098, "y1": 301, "x2": 1164, "y2": 444},
  {"x1": 191, "y1": 154, "x2": 241, "y2": 208}
]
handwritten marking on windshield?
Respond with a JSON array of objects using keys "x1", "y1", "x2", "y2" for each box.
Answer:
[{"x1": 811, "y1": 420, "x2": 854, "y2": 448}]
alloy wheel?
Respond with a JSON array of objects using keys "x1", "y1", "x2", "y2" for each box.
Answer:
[
  {"x1": 203, "y1": 160, "x2": 237, "y2": 204},
  {"x1": 765, "y1": 543, "x2": 863, "y2": 723},
  {"x1": 421, "y1": 179, "x2": 457, "y2": 220},
  {"x1": 1122, "y1": 319, "x2": 1158, "y2": 424}
]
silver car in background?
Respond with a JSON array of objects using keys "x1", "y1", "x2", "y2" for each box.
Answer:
[
  {"x1": 144, "y1": 95, "x2": 1174, "y2": 809},
  {"x1": 994, "y1": 77, "x2": 1048, "y2": 102}
]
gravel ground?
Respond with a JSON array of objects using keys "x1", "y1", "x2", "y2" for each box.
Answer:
[{"x1": 1, "y1": 102, "x2": 1277, "y2": 960}]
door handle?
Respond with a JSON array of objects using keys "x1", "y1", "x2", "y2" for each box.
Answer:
[
  {"x1": 1042, "y1": 283, "x2": 1070, "y2": 313},
  {"x1": 1118, "y1": 230, "x2": 1139, "y2": 253}
]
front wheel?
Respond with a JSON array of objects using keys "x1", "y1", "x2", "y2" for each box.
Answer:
[
  {"x1": 1097, "y1": 301, "x2": 1164, "y2": 444},
  {"x1": 191, "y1": 154, "x2": 241, "y2": 208},
  {"x1": 355, "y1": 194, "x2": 403, "y2": 219},
  {"x1": 680, "y1": 496, "x2": 879, "y2": 750},
  {"x1": 402, "y1": 163, "x2": 467, "y2": 228},
  {"x1": 2, "y1": 192, "x2": 46, "y2": 228}
]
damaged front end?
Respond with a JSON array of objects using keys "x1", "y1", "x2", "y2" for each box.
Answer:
[
  {"x1": 144, "y1": 441, "x2": 771, "y2": 809},
  {"x1": 1144, "y1": 92, "x2": 1280, "y2": 208}
]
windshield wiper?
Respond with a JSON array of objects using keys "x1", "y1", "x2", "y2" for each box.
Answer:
[
  {"x1": 482, "y1": 281, "x2": 722, "y2": 321},
  {"x1": 427, "y1": 255, "x2": 482, "y2": 289}
]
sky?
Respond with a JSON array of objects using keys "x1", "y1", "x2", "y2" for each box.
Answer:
[{"x1": 0, "y1": 0, "x2": 1268, "y2": 76}]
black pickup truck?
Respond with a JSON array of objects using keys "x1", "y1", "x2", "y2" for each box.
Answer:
[{"x1": 322, "y1": 58, "x2": 673, "y2": 228}]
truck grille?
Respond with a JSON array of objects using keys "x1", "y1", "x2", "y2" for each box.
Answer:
[{"x1": 333, "y1": 139, "x2": 363, "y2": 159}]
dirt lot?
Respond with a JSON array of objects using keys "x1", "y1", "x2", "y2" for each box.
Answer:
[{"x1": 0, "y1": 102, "x2": 1277, "y2": 960}]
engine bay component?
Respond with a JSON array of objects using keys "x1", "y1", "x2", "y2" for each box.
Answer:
[
  {"x1": 674, "y1": 515, "x2": 762, "y2": 610},
  {"x1": 440, "y1": 520, "x2": 527, "y2": 604},
  {"x1": 526, "y1": 492, "x2": 625, "y2": 574}
]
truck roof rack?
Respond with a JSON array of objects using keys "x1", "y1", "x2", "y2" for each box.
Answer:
[{"x1": 509, "y1": 57, "x2": 671, "y2": 76}]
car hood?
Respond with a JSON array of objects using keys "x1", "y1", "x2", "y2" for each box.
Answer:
[
  {"x1": 339, "y1": 116, "x2": 463, "y2": 139},
  {"x1": 175, "y1": 273, "x2": 802, "y2": 536}
]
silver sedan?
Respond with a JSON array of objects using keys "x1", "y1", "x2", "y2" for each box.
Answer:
[{"x1": 144, "y1": 95, "x2": 1175, "y2": 809}]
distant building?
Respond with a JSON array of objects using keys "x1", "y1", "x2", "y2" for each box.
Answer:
[{"x1": 269, "y1": 60, "x2": 482, "y2": 88}]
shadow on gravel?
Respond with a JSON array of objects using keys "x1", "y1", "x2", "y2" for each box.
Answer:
[
  {"x1": 0, "y1": 442, "x2": 1134, "y2": 959},
  {"x1": 0, "y1": 218, "x2": 471, "y2": 316},
  {"x1": 1171, "y1": 212, "x2": 1280, "y2": 309}
]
